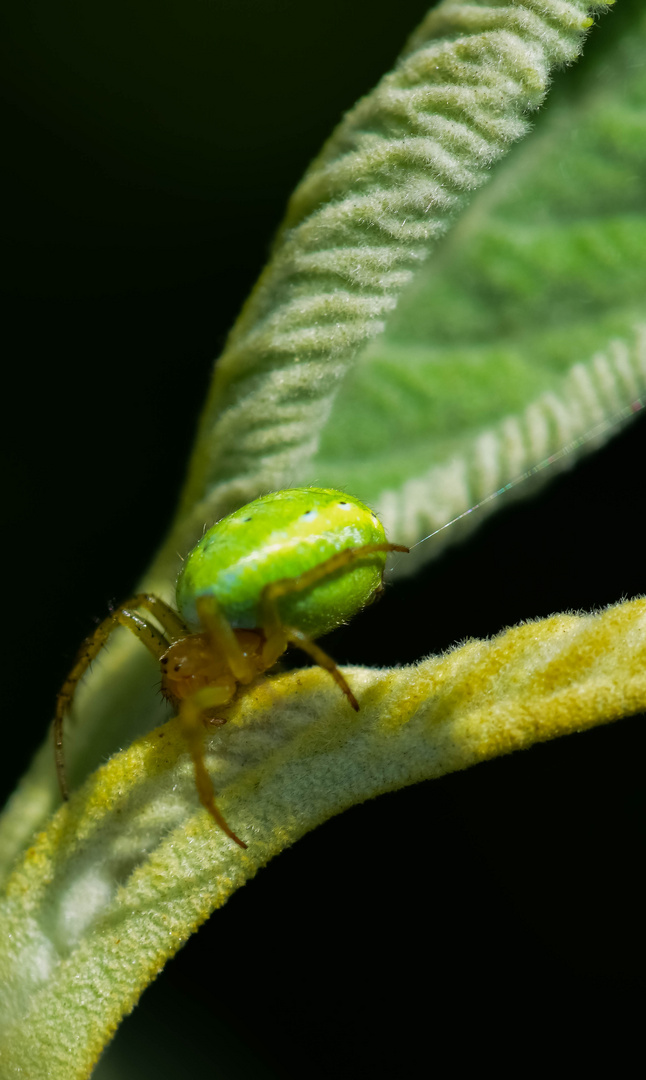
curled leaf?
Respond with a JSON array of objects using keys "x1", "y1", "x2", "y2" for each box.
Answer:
[{"x1": 158, "y1": 0, "x2": 616, "y2": 572}]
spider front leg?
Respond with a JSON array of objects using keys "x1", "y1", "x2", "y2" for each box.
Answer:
[
  {"x1": 159, "y1": 594, "x2": 262, "y2": 847},
  {"x1": 177, "y1": 683, "x2": 247, "y2": 849},
  {"x1": 260, "y1": 542, "x2": 409, "y2": 710},
  {"x1": 196, "y1": 594, "x2": 258, "y2": 685},
  {"x1": 53, "y1": 593, "x2": 188, "y2": 800}
]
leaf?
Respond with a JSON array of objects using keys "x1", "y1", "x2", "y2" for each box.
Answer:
[
  {"x1": 0, "y1": 600, "x2": 644, "y2": 1080},
  {"x1": 311, "y1": 1, "x2": 646, "y2": 573},
  {"x1": 152, "y1": 0, "x2": 625, "y2": 579}
]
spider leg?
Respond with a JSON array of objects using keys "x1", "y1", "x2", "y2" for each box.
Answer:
[
  {"x1": 281, "y1": 626, "x2": 360, "y2": 710},
  {"x1": 196, "y1": 594, "x2": 257, "y2": 684},
  {"x1": 178, "y1": 683, "x2": 247, "y2": 848},
  {"x1": 140, "y1": 594, "x2": 191, "y2": 642},
  {"x1": 260, "y1": 542, "x2": 409, "y2": 710},
  {"x1": 53, "y1": 593, "x2": 185, "y2": 800}
]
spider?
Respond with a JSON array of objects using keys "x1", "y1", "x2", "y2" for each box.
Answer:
[{"x1": 53, "y1": 487, "x2": 408, "y2": 848}]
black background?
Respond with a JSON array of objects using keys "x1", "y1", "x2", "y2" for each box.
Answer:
[{"x1": 1, "y1": 2, "x2": 644, "y2": 1076}]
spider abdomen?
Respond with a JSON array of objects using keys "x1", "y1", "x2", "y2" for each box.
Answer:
[{"x1": 175, "y1": 488, "x2": 387, "y2": 638}]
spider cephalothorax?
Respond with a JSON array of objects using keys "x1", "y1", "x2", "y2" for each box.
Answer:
[{"x1": 160, "y1": 629, "x2": 266, "y2": 708}]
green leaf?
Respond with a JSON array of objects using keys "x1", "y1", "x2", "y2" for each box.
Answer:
[{"x1": 311, "y1": 1, "x2": 646, "y2": 572}]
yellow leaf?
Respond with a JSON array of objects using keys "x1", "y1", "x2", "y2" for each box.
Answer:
[{"x1": 0, "y1": 599, "x2": 643, "y2": 1080}]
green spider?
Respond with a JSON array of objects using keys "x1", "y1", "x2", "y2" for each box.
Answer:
[{"x1": 53, "y1": 487, "x2": 408, "y2": 848}]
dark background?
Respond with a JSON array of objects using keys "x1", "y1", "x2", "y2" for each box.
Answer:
[{"x1": 1, "y1": 2, "x2": 644, "y2": 1076}]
